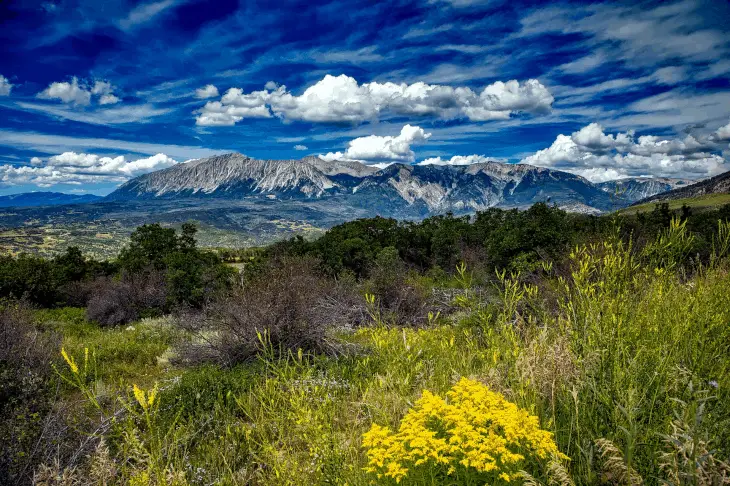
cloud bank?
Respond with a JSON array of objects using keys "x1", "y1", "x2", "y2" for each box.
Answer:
[
  {"x1": 521, "y1": 122, "x2": 730, "y2": 181},
  {"x1": 196, "y1": 74, "x2": 554, "y2": 126},
  {"x1": 0, "y1": 152, "x2": 177, "y2": 187},
  {"x1": 418, "y1": 155, "x2": 506, "y2": 166}
]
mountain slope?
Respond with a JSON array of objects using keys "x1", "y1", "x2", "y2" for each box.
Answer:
[
  {"x1": 106, "y1": 153, "x2": 621, "y2": 214},
  {"x1": 633, "y1": 170, "x2": 730, "y2": 205},
  {"x1": 107, "y1": 154, "x2": 339, "y2": 200},
  {"x1": 596, "y1": 177, "x2": 691, "y2": 203},
  {"x1": 0, "y1": 192, "x2": 103, "y2": 208}
]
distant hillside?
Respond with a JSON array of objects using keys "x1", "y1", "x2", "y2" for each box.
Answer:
[
  {"x1": 0, "y1": 192, "x2": 103, "y2": 208},
  {"x1": 621, "y1": 193, "x2": 730, "y2": 215},
  {"x1": 633, "y1": 170, "x2": 730, "y2": 206},
  {"x1": 596, "y1": 177, "x2": 691, "y2": 203},
  {"x1": 106, "y1": 153, "x2": 622, "y2": 214}
]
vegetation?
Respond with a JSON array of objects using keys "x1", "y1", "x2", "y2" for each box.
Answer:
[
  {"x1": 620, "y1": 194, "x2": 730, "y2": 215},
  {"x1": 1, "y1": 202, "x2": 730, "y2": 485}
]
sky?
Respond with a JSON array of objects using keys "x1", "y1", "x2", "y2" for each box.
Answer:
[{"x1": 1, "y1": 0, "x2": 730, "y2": 195}]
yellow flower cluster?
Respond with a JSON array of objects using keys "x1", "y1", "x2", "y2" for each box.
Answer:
[
  {"x1": 61, "y1": 347, "x2": 79, "y2": 374},
  {"x1": 133, "y1": 383, "x2": 158, "y2": 411},
  {"x1": 362, "y1": 378, "x2": 566, "y2": 484}
]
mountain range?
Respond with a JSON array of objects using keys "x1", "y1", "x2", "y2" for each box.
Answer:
[
  {"x1": 0, "y1": 192, "x2": 103, "y2": 208},
  {"x1": 0, "y1": 155, "x2": 700, "y2": 216},
  {"x1": 106, "y1": 153, "x2": 682, "y2": 215},
  {"x1": 596, "y1": 178, "x2": 691, "y2": 203},
  {"x1": 634, "y1": 170, "x2": 730, "y2": 205},
  {"x1": 2, "y1": 154, "x2": 715, "y2": 257}
]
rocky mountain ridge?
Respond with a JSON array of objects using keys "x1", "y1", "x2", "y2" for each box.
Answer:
[
  {"x1": 596, "y1": 177, "x2": 692, "y2": 202},
  {"x1": 633, "y1": 170, "x2": 730, "y2": 205},
  {"x1": 107, "y1": 153, "x2": 655, "y2": 215}
]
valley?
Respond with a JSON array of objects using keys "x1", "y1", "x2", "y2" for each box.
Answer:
[{"x1": 0, "y1": 154, "x2": 707, "y2": 257}]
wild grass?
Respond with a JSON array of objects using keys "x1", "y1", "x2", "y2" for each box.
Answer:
[
  {"x1": 31, "y1": 219, "x2": 730, "y2": 484},
  {"x1": 620, "y1": 193, "x2": 730, "y2": 215}
]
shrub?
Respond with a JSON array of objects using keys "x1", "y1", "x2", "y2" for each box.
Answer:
[
  {"x1": 366, "y1": 247, "x2": 431, "y2": 326},
  {"x1": 176, "y1": 257, "x2": 359, "y2": 366},
  {"x1": 362, "y1": 377, "x2": 567, "y2": 484},
  {"x1": 86, "y1": 272, "x2": 167, "y2": 327},
  {"x1": 0, "y1": 302, "x2": 60, "y2": 484}
]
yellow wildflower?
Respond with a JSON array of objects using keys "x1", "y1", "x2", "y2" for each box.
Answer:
[
  {"x1": 362, "y1": 377, "x2": 567, "y2": 484},
  {"x1": 133, "y1": 384, "x2": 147, "y2": 410},
  {"x1": 61, "y1": 347, "x2": 78, "y2": 374}
]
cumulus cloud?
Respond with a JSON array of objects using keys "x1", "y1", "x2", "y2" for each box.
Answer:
[
  {"x1": 38, "y1": 78, "x2": 92, "y2": 106},
  {"x1": 522, "y1": 123, "x2": 729, "y2": 181},
  {"x1": 195, "y1": 74, "x2": 554, "y2": 126},
  {"x1": 195, "y1": 84, "x2": 219, "y2": 99},
  {"x1": 294, "y1": 145, "x2": 308, "y2": 151},
  {"x1": 320, "y1": 125, "x2": 431, "y2": 163},
  {"x1": 716, "y1": 121, "x2": 730, "y2": 141},
  {"x1": 0, "y1": 152, "x2": 178, "y2": 188},
  {"x1": 37, "y1": 78, "x2": 121, "y2": 106},
  {"x1": 418, "y1": 155, "x2": 505, "y2": 166},
  {"x1": 91, "y1": 81, "x2": 121, "y2": 105},
  {"x1": 0, "y1": 75, "x2": 12, "y2": 96},
  {"x1": 570, "y1": 123, "x2": 633, "y2": 150}
]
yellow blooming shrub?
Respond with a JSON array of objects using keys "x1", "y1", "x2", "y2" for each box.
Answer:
[{"x1": 362, "y1": 377, "x2": 566, "y2": 484}]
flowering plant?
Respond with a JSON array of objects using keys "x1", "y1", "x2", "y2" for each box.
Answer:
[{"x1": 362, "y1": 377, "x2": 566, "y2": 484}]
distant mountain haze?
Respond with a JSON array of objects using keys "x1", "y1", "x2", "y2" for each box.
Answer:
[{"x1": 0, "y1": 192, "x2": 102, "y2": 208}]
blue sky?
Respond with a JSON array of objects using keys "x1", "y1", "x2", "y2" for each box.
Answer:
[{"x1": 1, "y1": 0, "x2": 730, "y2": 195}]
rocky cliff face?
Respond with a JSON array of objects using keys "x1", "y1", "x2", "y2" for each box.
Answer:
[
  {"x1": 633, "y1": 170, "x2": 730, "y2": 205},
  {"x1": 106, "y1": 153, "x2": 666, "y2": 214},
  {"x1": 596, "y1": 177, "x2": 692, "y2": 203}
]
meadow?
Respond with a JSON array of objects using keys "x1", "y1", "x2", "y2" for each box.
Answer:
[{"x1": 2, "y1": 204, "x2": 730, "y2": 485}]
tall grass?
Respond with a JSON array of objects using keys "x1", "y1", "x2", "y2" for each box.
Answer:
[{"x1": 44, "y1": 219, "x2": 730, "y2": 485}]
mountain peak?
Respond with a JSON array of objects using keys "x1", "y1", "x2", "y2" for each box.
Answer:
[{"x1": 105, "y1": 153, "x2": 682, "y2": 213}]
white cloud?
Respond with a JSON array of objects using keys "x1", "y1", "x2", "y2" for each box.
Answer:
[
  {"x1": 716, "y1": 121, "x2": 730, "y2": 141},
  {"x1": 120, "y1": 153, "x2": 177, "y2": 176},
  {"x1": 0, "y1": 152, "x2": 178, "y2": 188},
  {"x1": 17, "y1": 102, "x2": 168, "y2": 126},
  {"x1": 0, "y1": 130, "x2": 227, "y2": 160},
  {"x1": 571, "y1": 122, "x2": 633, "y2": 150},
  {"x1": 294, "y1": 145, "x2": 308, "y2": 151},
  {"x1": 195, "y1": 84, "x2": 219, "y2": 99},
  {"x1": 517, "y1": 2, "x2": 729, "y2": 68},
  {"x1": 522, "y1": 122, "x2": 729, "y2": 181},
  {"x1": 92, "y1": 81, "x2": 121, "y2": 105},
  {"x1": 195, "y1": 74, "x2": 554, "y2": 126},
  {"x1": 99, "y1": 94, "x2": 121, "y2": 105},
  {"x1": 195, "y1": 99, "x2": 271, "y2": 127},
  {"x1": 0, "y1": 75, "x2": 12, "y2": 96},
  {"x1": 37, "y1": 78, "x2": 92, "y2": 106},
  {"x1": 91, "y1": 81, "x2": 113, "y2": 96},
  {"x1": 418, "y1": 155, "x2": 505, "y2": 166},
  {"x1": 304, "y1": 46, "x2": 383, "y2": 64},
  {"x1": 37, "y1": 78, "x2": 121, "y2": 106},
  {"x1": 320, "y1": 124, "x2": 431, "y2": 163},
  {"x1": 119, "y1": 0, "x2": 177, "y2": 30}
]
